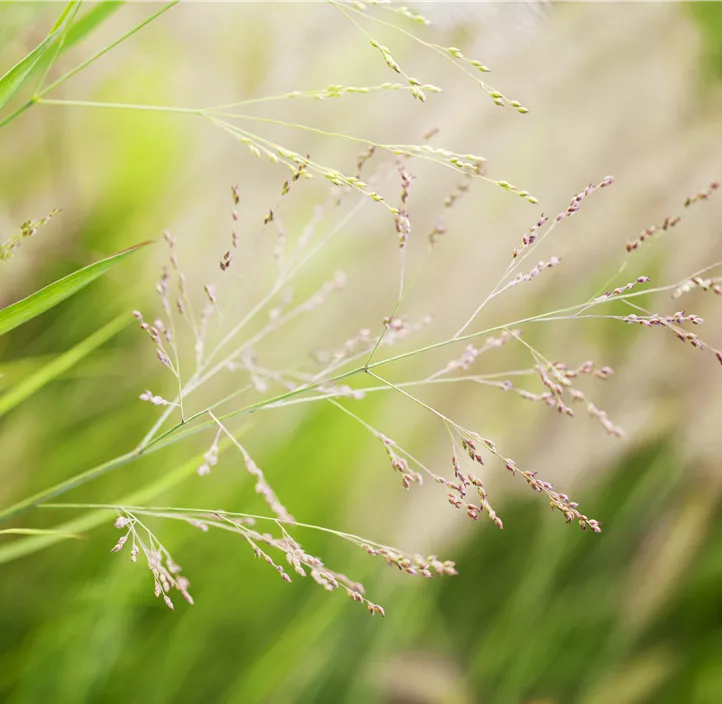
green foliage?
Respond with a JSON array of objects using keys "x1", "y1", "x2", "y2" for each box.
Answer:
[
  {"x1": 0, "y1": 528, "x2": 81, "y2": 539},
  {"x1": 0, "y1": 1, "x2": 79, "y2": 111}
]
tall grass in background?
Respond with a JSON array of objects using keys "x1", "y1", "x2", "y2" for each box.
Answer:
[{"x1": 1, "y1": 2, "x2": 721, "y2": 702}]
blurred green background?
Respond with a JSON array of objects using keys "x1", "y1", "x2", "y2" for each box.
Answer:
[{"x1": 1, "y1": 3, "x2": 722, "y2": 703}]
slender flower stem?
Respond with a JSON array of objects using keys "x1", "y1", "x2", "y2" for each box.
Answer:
[
  {"x1": 366, "y1": 370, "x2": 470, "y2": 435},
  {"x1": 364, "y1": 250, "x2": 431, "y2": 368},
  {"x1": 40, "y1": 503, "x2": 411, "y2": 554},
  {"x1": 205, "y1": 83, "x2": 422, "y2": 111},
  {"x1": 454, "y1": 217, "x2": 565, "y2": 338},
  {"x1": 30, "y1": 98, "x2": 488, "y2": 183},
  {"x1": 363, "y1": 280, "x2": 692, "y2": 372},
  {"x1": 37, "y1": 98, "x2": 202, "y2": 115},
  {"x1": 326, "y1": 397, "x2": 435, "y2": 478},
  {"x1": 144, "y1": 366, "x2": 363, "y2": 453}
]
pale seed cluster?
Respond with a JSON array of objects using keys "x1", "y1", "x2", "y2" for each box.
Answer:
[
  {"x1": 499, "y1": 256, "x2": 562, "y2": 293},
  {"x1": 365, "y1": 1, "x2": 431, "y2": 26},
  {"x1": 359, "y1": 542, "x2": 458, "y2": 579},
  {"x1": 354, "y1": 144, "x2": 376, "y2": 179},
  {"x1": 624, "y1": 312, "x2": 703, "y2": 327},
  {"x1": 475, "y1": 438, "x2": 602, "y2": 532},
  {"x1": 283, "y1": 82, "x2": 438, "y2": 101},
  {"x1": 109, "y1": 505, "x2": 460, "y2": 617},
  {"x1": 512, "y1": 214, "x2": 548, "y2": 258},
  {"x1": 672, "y1": 276, "x2": 722, "y2": 299},
  {"x1": 442, "y1": 46, "x2": 528, "y2": 112},
  {"x1": 623, "y1": 311, "x2": 722, "y2": 364},
  {"x1": 482, "y1": 359, "x2": 622, "y2": 437},
  {"x1": 429, "y1": 331, "x2": 515, "y2": 380},
  {"x1": 367, "y1": 39, "x2": 432, "y2": 102},
  {"x1": 596, "y1": 276, "x2": 651, "y2": 301},
  {"x1": 626, "y1": 181, "x2": 718, "y2": 253},
  {"x1": 444, "y1": 441, "x2": 503, "y2": 530},
  {"x1": 111, "y1": 512, "x2": 194, "y2": 611},
  {"x1": 311, "y1": 315, "x2": 432, "y2": 377},
  {"x1": 132, "y1": 310, "x2": 176, "y2": 374},
  {"x1": 428, "y1": 177, "x2": 471, "y2": 246},
  {"x1": 556, "y1": 176, "x2": 614, "y2": 225},
  {"x1": 515, "y1": 467, "x2": 602, "y2": 532},
  {"x1": 196, "y1": 428, "x2": 221, "y2": 477},
  {"x1": 395, "y1": 167, "x2": 414, "y2": 248},
  {"x1": 534, "y1": 361, "x2": 623, "y2": 437},
  {"x1": 382, "y1": 435, "x2": 422, "y2": 489}
]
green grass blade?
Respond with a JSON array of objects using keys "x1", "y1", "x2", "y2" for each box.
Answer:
[
  {"x1": 33, "y1": 2, "x2": 84, "y2": 97},
  {"x1": 0, "y1": 528, "x2": 81, "y2": 539},
  {"x1": 0, "y1": 35, "x2": 58, "y2": 111},
  {"x1": 50, "y1": 1, "x2": 83, "y2": 34},
  {"x1": 0, "y1": 312, "x2": 130, "y2": 418},
  {"x1": 64, "y1": 2, "x2": 125, "y2": 51},
  {"x1": 0, "y1": 3, "x2": 78, "y2": 111},
  {"x1": 0, "y1": 241, "x2": 150, "y2": 337}
]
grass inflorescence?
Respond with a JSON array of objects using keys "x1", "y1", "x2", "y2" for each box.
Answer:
[{"x1": 1, "y1": 1, "x2": 720, "y2": 618}]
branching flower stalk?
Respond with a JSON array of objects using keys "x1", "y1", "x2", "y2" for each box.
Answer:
[
  {"x1": 5, "y1": 247, "x2": 718, "y2": 522},
  {"x1": 44, "y1": 502, "x2": 459, "y2": 615},
  {"x1": 1, "y1": 1, "x2": 721, "y2": 617},
  {"x1": 5, "y1": 249, "x2": 718, "y2": 525}
]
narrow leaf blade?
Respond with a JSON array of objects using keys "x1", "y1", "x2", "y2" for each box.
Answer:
[
  {"x1": 0, "y1": 34, "x2": 58, "y2": 110},
  {"x1": 0, "y1": 1, "x2": 79, "y2": 111},
  {"x1": 64, "y1": 2, "x2": 125, "y2": 51},
  {"x1": 0, "y1": 241, "x2": 150, "y2": 337},
  {"x1": 0, "y1": 528, "x2": 81, "y2": 539},
  {"x1": 50, "y1": 1, "x2": 83, "y2": 33}
]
